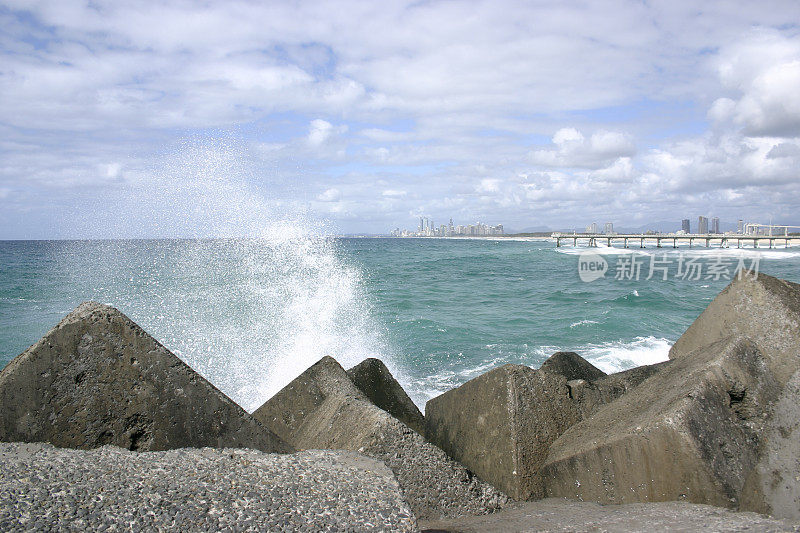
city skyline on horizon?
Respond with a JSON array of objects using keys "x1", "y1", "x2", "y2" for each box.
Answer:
[{"x1": 384, "y1": 213, "x2": 797, "y2": 237}]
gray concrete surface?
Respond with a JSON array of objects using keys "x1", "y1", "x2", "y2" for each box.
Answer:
[{"x1": 0, "y1": 442, "x2": 416, "y2": 532}]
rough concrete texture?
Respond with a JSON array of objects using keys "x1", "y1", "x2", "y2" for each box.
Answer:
[
  {"x1": 419, "y1": 498, "x2": 800, "y2": 532},
  {"x1": 0, "y1": 302, "x2": 291, "y2": 454},
  {"x1": 539, "y1": 351, "x2": 606, "y2": 382},
  {"x1": 253, "y1": 356, "x2": 362, "y2": 445},
  {"x1": 670, "y1": 272, "x2": 800, "y2": 386},
  {"x1": 0, "y1": 442, "x2": 416, "y2": 532},
  {"x1": 347, "y1": 357, "x2": 426, "y2": 434},
  {"x1": 740, "y1": 369, "x2": 800, "y2": 519},
  {"x1": 254, "y1": 356, "x2": 507, "y2": 520},
  {"x1": 566, "y1": 360, "x2": 671, "y2": 418},
  {"x1": 425, "y1": 364, "x2": 582, "y2": 501},
  {"x1": 541, "y1": 337, "x2": 782, "y2": 507}
]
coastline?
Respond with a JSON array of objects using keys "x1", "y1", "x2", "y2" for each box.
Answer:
[{"x1": 347, "y1": 234, "x2": 800, "y2": 247}]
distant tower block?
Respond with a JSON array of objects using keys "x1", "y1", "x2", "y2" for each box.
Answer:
[
  {"x1": 682, "y1": 219, "x2": 690, "y2": 233},
  {"x1": 603, "y1": 222, "x2": 614, "y2": 235},
  {"x1": 711, "y1": 217, "x2": 720, "y2": 234},
  {"x1": 698, "y1": 216, "x2": 708, "y2": 234}
]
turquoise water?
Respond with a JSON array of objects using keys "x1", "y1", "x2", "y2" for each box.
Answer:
[{"x1": 2, "y1": 237, "x2": 799, "y2": 411}]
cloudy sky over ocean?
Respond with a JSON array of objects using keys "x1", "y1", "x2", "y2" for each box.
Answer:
[{"x1": 1, "y1": 1, "x2": 799, "y2": 237}]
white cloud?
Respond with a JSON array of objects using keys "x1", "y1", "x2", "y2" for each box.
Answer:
[
  {"x1": 767, "y1": 142, "x2": 800, "y2": 159},
  {"x1": 553, "y1": 128, "x2": 584, "y2": 145},
  {"x1": 711, "y1": 31, "x2": 800, "y2": 137},
  {"x1": 104, "y1": 163, "x2": 121, "y2": 178},
  {"x1": 307, "y1": 120, "x2": 335, "y2": 147},
  {"x1": 588, "y1": 157, "x2": 635, "y2": 183},
  {"x1": 382, "y1": 189, "x2": 406, "y2": 198},
  {"x1": 317, "y1": 187, "x2": 342, "y2": 202},
  {"x1": 476, "y1": 178, "x2": 501, "y2": 194},
  {"x1": 360, "y1": 129, "x2": 411, "y2": 142},
  {"x1": 590, "y1": 131, "x2": 635, "y2": 158},
  {"x1": 530, "y1": 128, "x2": 636, "y2": 168},
  {"x1": 306, "y1": 119, "x2": 348, "y2": 160},
  {"x1": 707, "y1": 97, "x2": 736, "y2": 123},
  {"x1": 735, "y1": 60, "x2": 800, "y2": 136}
]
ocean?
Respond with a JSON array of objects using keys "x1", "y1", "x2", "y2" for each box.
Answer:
[{"x1": 2, "y1": 237, "x2": 799, "y2": 412}]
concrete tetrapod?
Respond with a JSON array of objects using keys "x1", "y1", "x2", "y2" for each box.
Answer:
[
  {"x1": 253, "y1": 356, "x2": 507, "y2": 519},
  {"x1": 541, "y1": 337, "x2": 781, "y2": 507},
  {"x1": 0, "y1": 302, "x2": 291, "y2": 453}
]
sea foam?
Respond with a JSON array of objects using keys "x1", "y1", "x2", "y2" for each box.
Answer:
[{"x1": 579, "y1": 336, "x2": 672, "y2": 374}]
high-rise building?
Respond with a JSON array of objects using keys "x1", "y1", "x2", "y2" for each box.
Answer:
[
  {"x1": 603, "y1": 222, "x2": 614, "y2": 234},
  {"x1": 682, "y1": 219, "x2": 690, "y2": 233},
  {"x1": 698, "y1": 216, "x2": 708, "y2": 234},
  {"x1": 711, "y1": 217, "x2": 720, "y2": 234},
  {"x1": 737, "y1": 219, "x2": 744, "y2": 234}
]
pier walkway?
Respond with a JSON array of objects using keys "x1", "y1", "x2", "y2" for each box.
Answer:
[{"x1": 553, "y1": 233, "x2": 798, "y2": 249}]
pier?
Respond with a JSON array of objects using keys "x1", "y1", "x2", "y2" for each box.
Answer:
[{"x1": 552, "y1": 233, "x2": 799, "y2": 249}]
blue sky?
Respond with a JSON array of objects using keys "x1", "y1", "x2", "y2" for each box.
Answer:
[{"x1": 1, "y1": 0, "x2": 800, "y2": 238}]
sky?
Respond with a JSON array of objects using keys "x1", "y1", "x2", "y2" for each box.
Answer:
[{"x1": 1, "y1": 0, "x2": 800, "y2": 238}]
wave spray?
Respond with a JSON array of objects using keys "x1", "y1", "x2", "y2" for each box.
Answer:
[{"x1": 70, "y1": 139, "x2": 394, "y2": 412}]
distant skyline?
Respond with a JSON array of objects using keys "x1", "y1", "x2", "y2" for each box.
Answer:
[{"x1": 1, "y1": 1, "x2": 800, "y2": 239}]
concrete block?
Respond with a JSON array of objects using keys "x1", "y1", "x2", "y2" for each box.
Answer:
[
  {"x1": 425, "y1": 364, "x2": 582, "y2": 500},
  {"x1": 347, "y1": 358, "x2": 425, "y2": 434},
  {"x1": 541, "y1": 337, "x2": 781, "y2": 506},
  {"x1": 0, "y1": 302, "x2": 291, "y2": 453}
]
